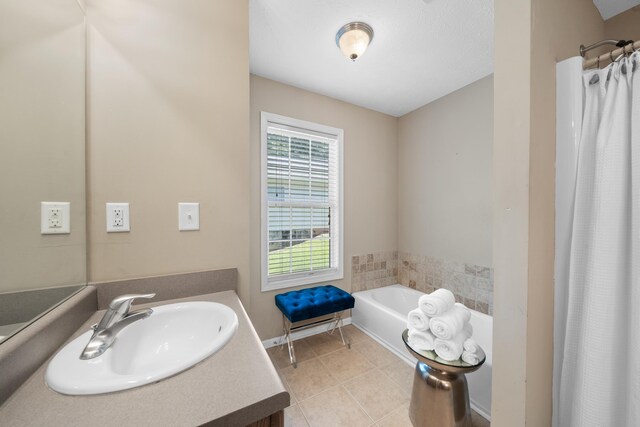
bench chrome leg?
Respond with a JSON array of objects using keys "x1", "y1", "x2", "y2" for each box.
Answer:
[
  {"x1": 287, "y1": 335, "x2": 297, "y2": 368},
  {"x1": 280, "y1": 312, "x2": 351, "y2": 369},
  {"x1": 328, "y1": 313, "x2": 350, "y2": 349},
  {"x1": 283, "y1": 317, "x2": 297, "y2": 368},
  {"x1": 338, "y1": 321, "x2": 350, "y2": 349}
]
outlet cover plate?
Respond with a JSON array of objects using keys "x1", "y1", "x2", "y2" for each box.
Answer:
[
  {"x1": 41, "y1": 202, "x2": 70, "y2": 234},
  {"x1": 106, "y1": 203, "x2": 130, "y2": 233},
  {"x1": 178, "y1": 202, "x2": 200, "y2": 231}
]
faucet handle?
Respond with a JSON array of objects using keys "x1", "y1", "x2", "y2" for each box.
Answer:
[
  {"x1": 108, "y1": 293, "x2": 156, "y2": 310},
  {"x1": 94, "y1": 293, "x2": 156, "y2": 334}
]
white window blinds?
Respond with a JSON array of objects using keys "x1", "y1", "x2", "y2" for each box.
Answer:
[{"x1": 261, "y1": 113, "x2": 343, "y2": 291}]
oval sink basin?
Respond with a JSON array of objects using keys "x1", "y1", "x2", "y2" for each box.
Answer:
[{"x1": 45, "y1": 301, "x2": 238, "y2": 395}]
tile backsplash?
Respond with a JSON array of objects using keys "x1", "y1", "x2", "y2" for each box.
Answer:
[
  {"x1": 398, "y1": 252, "x2": 493, "y2": 315},
  {"x1": 350, "y1": 250, "x2": 493, "y2": 315},
  {"x1": 350, "y1": 251, "x2": 398, "y2": 293}
]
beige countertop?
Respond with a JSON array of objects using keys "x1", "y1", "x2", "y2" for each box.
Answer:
[{"x1": 0, "y1": 291, "x2": 289, "y2": 426}]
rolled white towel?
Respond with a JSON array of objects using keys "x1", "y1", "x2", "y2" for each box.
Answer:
[
  {"x1": 429, "y1": 304, "x2": 471, "y2": 340},
  {"x1": 434, "y1": 327, "x2": 472, "y2": 361},
  {"x1": 408, "y1": 308, "x2": 430, "y2": 331},
  {"x1": 463, "y1": 338, "x2": 479, "y2": 354},
  {"x1": 408, "y1": 329, "x2": 436, "y2": 351},
  {"x1": 418, "y1": 289, "x2": 455, "y2": 316},
  {"x1": 463, "y1": 322, "x2": 473, "y2": 337},
  {"x1": 462, "y1": 350, "x2": 481, "y2": 365}
]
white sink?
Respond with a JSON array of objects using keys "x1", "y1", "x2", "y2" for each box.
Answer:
[{"x1": 45, "y1": 301, "x2": 238, "y2": 395}]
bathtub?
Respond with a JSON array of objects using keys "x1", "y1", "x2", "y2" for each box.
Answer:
[{"x1": 352, "y1": 284, "x2": 492, "y2": 420}]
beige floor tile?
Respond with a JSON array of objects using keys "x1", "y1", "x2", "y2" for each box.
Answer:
[
  {"x1": 300, "y1": 385, "x2": 373, "y2": 427},
  {"x1": 284, "y1": 404, "x2": 309, "y2": 427},
  {"x1": 379, "y1": 358, "x2": 414, "y2": 396},
  {"x1": 319, "y1": 347, "x2": 375, "y2": 383},
  {"x1": 352, "y1": 339, "x2": 399, "y2": 368},
  {"x1": 471, "y1": 410, "x2": 491, "y2": 427},
  {"x1": 300, "y1": 332, "x2": 347, "y2": 356},
  {"x1": 268, "y1": 340, "x2": 317, "y2": 369},
  {"x1": 376, "y1": 403, "x2": 412, "y2": 427},
  {"x1": 342, "y1": 324, "x2": 371, "y2": 344},
  {"x1": 276, "y1": 368, "x2": 297, "y2": 403},
  {"x1": 281, "y1": 358, "x2": 338, "y2": 401},
  {"x1": 344, "y1": 369, "x2": 409, "y2": 422}
]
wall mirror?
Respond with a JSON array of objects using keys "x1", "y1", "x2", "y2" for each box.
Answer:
[{"x1": 0, "y1": 0, "x2": 86, "y2": 343}]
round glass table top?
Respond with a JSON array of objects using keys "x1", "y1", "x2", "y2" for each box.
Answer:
[{"x1": 402, "y1": 329, "x2": 486, "y2": 374}]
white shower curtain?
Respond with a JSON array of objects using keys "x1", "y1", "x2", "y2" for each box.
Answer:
[{"x1": 559, "y1": 52, "x2": 640, "y2": 426}]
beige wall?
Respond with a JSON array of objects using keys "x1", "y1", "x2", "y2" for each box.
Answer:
[
  {"x1": 85, "y1": 0, "x2": 251, "y2": 304},
  {"x1": 398, "y1": 76, "x2": 493, "y2": 267},
  {"x1": 0, "y1": 0, "x2": 86, "y2": 293},
  {"x1": 492, "y1": 0, "x2": 604, "y2": 425},
  {"x1": 604, "y1": 6, "x2": 640, "y2": 41},
  {"x1": 249, "y1": 75, "x2": 398, "y2": 339}
]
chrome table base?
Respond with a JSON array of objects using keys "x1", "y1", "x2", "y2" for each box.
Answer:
[
  {"x1": 409, "y1": 362, "x2": 472, "y2": 427},
  {"x1": 401, "y1": 329, "x2": 485, "y2": 427}
]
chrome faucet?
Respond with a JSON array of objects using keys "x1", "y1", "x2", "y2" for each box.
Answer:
[{"x1": 80, "y1": 293, "x2": 156, "y2": 360}]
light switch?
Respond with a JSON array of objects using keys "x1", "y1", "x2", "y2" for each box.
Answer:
[
  {"x1": 106, "y1": 203, "x2": 130, "y2": 232},
  {"x1": 41, "y1": 202, "x2": 70, "y2": 234},
  {"x1": 178, "y1": 203, "x2": 199, "y2": 231}
]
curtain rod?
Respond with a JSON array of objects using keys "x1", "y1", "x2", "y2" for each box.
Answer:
[
  {"x1": 580, "y1": 40, "x2": 622, "y2": 57},
  {"x1": 582, "y1": 40, "x2": 640, "y2": 69}
]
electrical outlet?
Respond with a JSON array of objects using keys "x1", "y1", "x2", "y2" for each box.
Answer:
[
  {"x1": 113, "y1": 208, "x2": 124, "y2": 227},
  {"x1": 106, "y1": 203, "x2": 130, "y2": 232},
  {"x1": 48, "y1": 208, "x2": 62, "y2": 228},
  {"x1": 41, "y1": 202, "x2": 70, "y2": 234}
]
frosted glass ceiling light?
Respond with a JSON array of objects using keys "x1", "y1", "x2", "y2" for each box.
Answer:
[{"x1": 336, "y1": 22, "x2": 374, "y2": 61}]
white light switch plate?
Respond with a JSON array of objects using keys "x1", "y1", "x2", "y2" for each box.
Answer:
[
  {"x1": 41, "y1": 202, "x2": 70, "y2": 234},
  {"x1": 106, "y1": 203, "x2": 130, "y2": 232},
  {"x1": 178, "y1": 203, "x2": 199, "y2": 231}
]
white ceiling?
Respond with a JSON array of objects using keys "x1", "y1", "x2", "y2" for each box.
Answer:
[
  {"x1": 249, "y1": 0, "x2": 494, "y2": 117},
  {"x1": 593, "y1": 0, "x2": 640, "y2": 20}
]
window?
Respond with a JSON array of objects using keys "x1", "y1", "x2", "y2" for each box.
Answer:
[{"x1": 261, "y1": 112, "x2": 343, "y2": 291}]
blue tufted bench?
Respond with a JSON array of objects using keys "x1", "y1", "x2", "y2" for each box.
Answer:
[{"x1": 275, "y1": 285, "x2": 355, "y2": 367}]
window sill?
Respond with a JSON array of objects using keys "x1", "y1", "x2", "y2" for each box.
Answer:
[{"x1": 261, "y1": 269, "x2": 343, "y2": 293}]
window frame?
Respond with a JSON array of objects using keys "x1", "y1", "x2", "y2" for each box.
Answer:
[{"x1": 260, "y1": 112, "x2": 344, "y2": 292}]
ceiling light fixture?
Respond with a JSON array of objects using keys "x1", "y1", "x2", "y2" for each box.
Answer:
[{"x1": 335, "y1": 22, "x2": 374, "y2": 62}]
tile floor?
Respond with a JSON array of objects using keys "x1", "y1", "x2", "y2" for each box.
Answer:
[{"x1": 267, "y1": 324, "x2": 490, "y2": 427}]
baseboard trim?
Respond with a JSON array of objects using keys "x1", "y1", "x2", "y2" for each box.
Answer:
[{"x1": 262, "y1": 317, "x2": 352, "y2": 349}]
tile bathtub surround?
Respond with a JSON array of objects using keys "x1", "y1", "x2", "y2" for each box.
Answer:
[
  {"x1": 267, "y1": 324, "x2": 490, "y2": 427},
  {"x1": 397, "y1": 252, "x2": 494, "y2": 314},
  {"x1": 350, "y1": 251, "x2": 398, "y2": 293},
  {"x1": 350, "y1": 250, "x2": 493, "y2": 315}
]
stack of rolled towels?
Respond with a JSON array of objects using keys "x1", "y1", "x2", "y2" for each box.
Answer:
[{"x1": 407, "y1": 288, "x2": 481, "y2": 364}]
